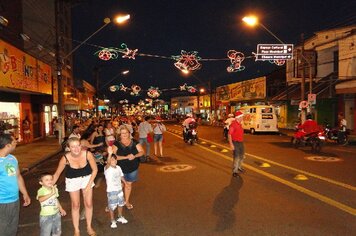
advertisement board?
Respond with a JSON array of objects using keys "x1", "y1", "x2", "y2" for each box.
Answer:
[{"x1": 0, "y1": 40, "x2": 52, "y2": 94}]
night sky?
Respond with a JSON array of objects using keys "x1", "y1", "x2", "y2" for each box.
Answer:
[{"x1": 71, "y1": 0, "x2": 356, "y2": 102}]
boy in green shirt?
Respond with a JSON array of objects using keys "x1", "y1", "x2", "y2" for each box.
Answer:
[{"x1": 37, "y1": 172, "x2": 66, "y2": 236}]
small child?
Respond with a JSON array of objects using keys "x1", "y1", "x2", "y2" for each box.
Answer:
[
  {"x1": 104, "y1": 154, "x2": 128, "y2": 228},
  {"x1": 36, "y1": 172, "x2": 66, "y2": 236}
]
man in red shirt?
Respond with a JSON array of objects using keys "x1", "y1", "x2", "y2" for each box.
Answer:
[
  {"x1": 298, "y1": 113, "x2": 320, "y2": 136},
  {"x1": 228, "y1": 111, "x2": 245, "y2": 177}
]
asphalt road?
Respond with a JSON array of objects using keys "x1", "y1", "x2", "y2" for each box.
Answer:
[{"x1": 18, "y1": 123, "x2": 356, "y2": 235}]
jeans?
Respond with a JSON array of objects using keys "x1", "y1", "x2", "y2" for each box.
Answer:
[
  {"x1": 0, "y1": 200, "x2": 19, "y2": 236},
  {"x1": 39, "y1": 212, "x2": 62, "y2": 236},
  {"x1": 139, "y1": 137, "x2": 150, "y2": 156},
  {"x1": 232, "y1": 141, "x2": 245, "y2": 173}
]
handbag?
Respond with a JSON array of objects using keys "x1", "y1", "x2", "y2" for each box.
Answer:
[{"x1": 147, "y1": 134, "x2": 153, "y2": 143}]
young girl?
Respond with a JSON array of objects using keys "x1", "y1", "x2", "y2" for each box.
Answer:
[{"x1": 104, "y1": 153, "x2": 128, "y2": 228}]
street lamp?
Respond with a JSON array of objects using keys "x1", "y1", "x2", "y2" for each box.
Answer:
[
  {"x1": 64, "y1": 14, "x2": 130, "y2": 59},
  {"x1": 242, "y1": 14, "x2": 313, "y2": 123}
]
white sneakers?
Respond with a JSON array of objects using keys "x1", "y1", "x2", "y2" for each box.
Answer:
[
  {"x1": 110, "y1": 216, "x2": 128, "y2": 228},
  {"x1": 110, "y1": 221, "x2": 117, "y2": 228},
  {"x1": 117, "y1": 216, "x2": 128, "y2": 224}
]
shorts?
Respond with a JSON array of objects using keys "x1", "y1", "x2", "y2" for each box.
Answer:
[
  {"x1": 107, "y1": 190, "x2": 125, "y2": 211},
  {"x1": 154, "y1": 134, "x2": 163, "y2": 142},
  {"x1": 124, "y1": 169, "x2": 138, "y2": 182},
  {"x1": 65, "y1": 175, "x2": 95, "y2": 192}
]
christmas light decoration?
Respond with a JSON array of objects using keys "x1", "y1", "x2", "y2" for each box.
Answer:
[
  {"x1": 227, "y1": 50, "x2": 245, "y2": 72},
  {"x1": 130, "y1": 84, "x2": 141, "y2": 96},
  {"x1": 109, "y1": 85, "x2": 119, "y2": 92},
  {"x1": 119, "y1": 83, "x2": 128, "y2": 92},
  {"x1": 172, "y1": 50, "x2": 202, "y2": 72},
  {"x1": 121, "y1": 43, "x2": 138, "y2": 59},
  {"x1": 147, "y1": 86, "x2": 161, "y2": 98},
  {"x1": 97, "y1": 48, "x2": 119, "y2": 61},
  {"x1": 270, "y1": 59, "x2": 286, "y2": 66}
]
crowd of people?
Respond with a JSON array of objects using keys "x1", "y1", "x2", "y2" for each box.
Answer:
[{"x1": 0, "y1": 115, "x2": 167, "y2": 236}]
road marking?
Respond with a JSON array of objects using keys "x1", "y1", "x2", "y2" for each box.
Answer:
[
  {"x1": 210, "y1": 145, "x2": 216, "y2": 148},
  {"x1": 259, "y1": 162, "x2": 271, "y2": 168},
  {"x1": 221, "y1": 149, "x2": 229, "y2": 153},
  {"x1": 167, "y1": 130, "x2": 356, "y2": 215},
  {"x1": 305, "y1": 156, "x2": 342, "y2": 162},
  {"x1": 158, "y1": 164, "x2": 195, "y2": 172},
  {"x1": 196, "y1": 143, "x2": 356, "y2": 216},
  {"x1": 294, "y1": 174, "x2": 308, "y2": 180},
  {"x1": 197, "y1": 137, "x2": 356, "y2": 191}
]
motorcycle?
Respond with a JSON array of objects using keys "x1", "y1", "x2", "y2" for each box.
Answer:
[
  {"x1": 324, "y1": 124, "x2": 348, "y2": 145},
  {"x1": 291, "y1": 128, "x2": 326, "y2": 153},
  {"x1": 183, "y1": 122, "x2": 198, "y2": 145}
]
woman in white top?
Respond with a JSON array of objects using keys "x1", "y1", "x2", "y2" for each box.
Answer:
[
  {"x1": 104, "y1": 122, "x2": 116, "y2": 146},
  {"x1": 152, "y1": 118, "x2": 166, "y2": 157}
]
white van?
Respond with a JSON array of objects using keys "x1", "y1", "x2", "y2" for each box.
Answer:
[{"x1": 239, "y1": 105, "x2": 279, "y2": 134}]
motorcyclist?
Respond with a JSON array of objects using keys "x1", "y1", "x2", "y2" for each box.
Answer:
[
  {"x1": 182, "y1": 113, "x2": 196, "y2": 141},
  {"x1": 297, "y1": 113, "x2": 320, "y2": 139},
  {"x1": 224, "y1": 113, "x2": 235, "y2": 139}
]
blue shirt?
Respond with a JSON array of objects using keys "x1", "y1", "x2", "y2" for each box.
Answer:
[{"x1": 0, "y1": 154, "x2": 19, "y2": 203}]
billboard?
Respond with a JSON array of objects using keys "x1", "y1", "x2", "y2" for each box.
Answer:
[
  {"x1": 216, "y1": 77, "x2": 266, "y2": 102},
  {"x1": 0, "y1": 39, "x2": 52, "y2": 94}
]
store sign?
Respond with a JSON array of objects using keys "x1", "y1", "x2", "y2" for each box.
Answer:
[{"x1": 0, "y1": 40, "x2": 52, "y2": 94}]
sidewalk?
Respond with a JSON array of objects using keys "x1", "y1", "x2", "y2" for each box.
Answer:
[{"x1": 13, "y1": 136, "x2": 62, "y2": 173}]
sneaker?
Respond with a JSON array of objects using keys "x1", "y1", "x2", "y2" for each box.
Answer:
[
  {"x1": 117, "y1": 216, "x2": 128, "y2": 224},
  {"x1": 232, "y1": 172, "x2": 239, "y2": 177},
  {"x1": 110, "y1": 221, "x2": 117, "y2": 228}
]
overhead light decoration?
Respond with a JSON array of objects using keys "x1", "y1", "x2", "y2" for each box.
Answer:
[
  {"x1": 119, "y1": 83, "x2": 128, "y2": 92},
  {"x1": 121, "y1": 43, "x2": 138, "y2": 59},
  {"x1": 179, "y1": 83, "x2": 197, "y2": 93},
  {"x1": 172, "y1": 50, "x2": 202, "y2": 72},
  {"x1": 109, "y1": 85, "x2": 119, "y2": 92},
  {"x1": 147, "y1": 86, "x2": 161, "y2": 98},
  {"x1": 130, "y1": 84, "x2": 141, "y2": 96},
  {"x1": 97, "y1": 48, "x2": 119, "y2": 61},
  {"x1": 269, "y1": 59, "x2": 286, "y2": 66},
  {"x1": 226, "y1": 50, "x2": 245, "y2": 72}
]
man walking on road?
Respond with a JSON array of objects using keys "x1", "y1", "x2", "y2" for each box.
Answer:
[
  {"x1": 0, "y1": 133, "x2": 31, "y2": 236},
  {"x1": 228, "y1": 111, "x2": 245, "y2": 177}
]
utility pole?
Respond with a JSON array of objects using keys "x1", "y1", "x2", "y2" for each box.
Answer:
[
  {"x1": 55, "y1": 0, "x2": 65, "y2": 142},
  {"x1": 300, "y1": 33, "x2": 306, "y2": 123},
  {"x1": 94, "y1": 67, "x2": 100, "y2": 117}
]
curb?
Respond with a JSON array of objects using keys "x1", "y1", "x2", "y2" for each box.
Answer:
[{"x1": 21, "y1": 148, "x2": 63, "y2": 175}]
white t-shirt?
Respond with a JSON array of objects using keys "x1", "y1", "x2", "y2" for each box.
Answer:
[
  {"x1": 138, "y1": 121, "x2": 153, "y2": 138},
  {"x1": 153, "y1": 123, "x2": 166, "y2": 134},
  {"x1": 104, "y1": 165, "x2": 124, "y2": 192}
]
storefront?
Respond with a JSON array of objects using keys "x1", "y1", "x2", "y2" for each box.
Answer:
[
  {"x1": 0, "y1": 39, "x2": 53, "y2": 142},
  {"x1": 0, "y1": 101, "x2": 21, "y2": 140}
]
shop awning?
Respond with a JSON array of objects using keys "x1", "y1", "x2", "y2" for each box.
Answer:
[{"x1": 335, "y1": 80, "x2": 356, "y2": 94}]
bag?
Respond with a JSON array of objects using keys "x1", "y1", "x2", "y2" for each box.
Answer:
[{"x1": 147, "y1": 134, "x2": 153, "y2": 143}]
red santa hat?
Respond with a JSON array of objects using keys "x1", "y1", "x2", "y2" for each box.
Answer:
[{"x1": 235, "y1": 111, "x2": 244, "y2": 118}]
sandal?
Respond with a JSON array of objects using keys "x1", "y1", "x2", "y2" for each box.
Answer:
[
  {"x1": 87, "y1": 229, "x2": 97, "y2": 236},
  {"x1": 126, "y1": 203, "x2": 134, "y2": 209}
]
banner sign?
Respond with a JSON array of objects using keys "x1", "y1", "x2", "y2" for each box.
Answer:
[
  {"x1": 0, "y1": 40, "x2": 52, "y2": 94},
  {"x1": 216, "y1": 77, "x2": 266, "y2": 102}
]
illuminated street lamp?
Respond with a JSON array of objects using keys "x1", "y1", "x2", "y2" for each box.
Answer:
[
  {"x1": 242, "y1": 15, "x2": 285, "y2": 44},
  {"x1": 64, "y1": 14, "x2": 130, "y2": 59}
]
